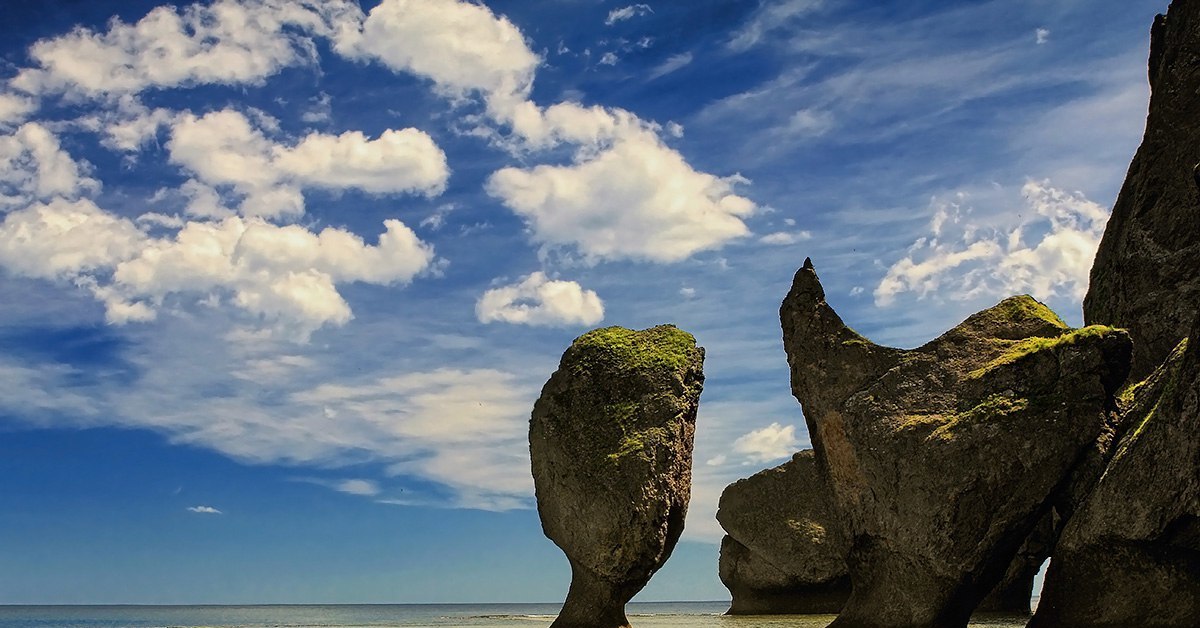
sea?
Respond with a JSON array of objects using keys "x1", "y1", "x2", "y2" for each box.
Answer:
[{"x1": 0, "y1": 602, "x2": 1034, "y2": 628}]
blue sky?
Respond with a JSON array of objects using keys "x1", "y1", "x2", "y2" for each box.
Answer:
[{"x1": 0, "y1": 0, "x2": 1164, "y2": 604}]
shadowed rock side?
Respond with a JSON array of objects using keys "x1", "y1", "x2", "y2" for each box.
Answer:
[
  {"x1": 530, "y1": 325, "x2": 704, "y2": 628},
  {"x1": 716, "y1": 450, "x2": 1051, "y2": 616},
  {"x1": 781, "y1": 259, "x2": 1131, "y2": 628},
  {"x1": 717, "y1": 450, "x2": 851, "y2": 614},
  {"x1": 1084, "y1": 0, "x2": 1200, "y2": 379},
  {"x1": 1031, "y1": 321, "x2": 1200, "y2": 628}
]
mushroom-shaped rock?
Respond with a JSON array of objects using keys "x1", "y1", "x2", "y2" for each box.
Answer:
[
  {"x1": 717, "y1": 450, "x2": 851, "y2": 614},
  {"x1": 1031, "y1": 320, "x2": 1200, "y2": 627},
  {"x1": 531, "y1": 325, "x2": 704, "y2": 628},
  {"x1": 1085, "y1": 0, "x2": 1200, "y2": 379},
  {"x1": 781, "y1": 262, "x2": 1131, "y2": 628}
]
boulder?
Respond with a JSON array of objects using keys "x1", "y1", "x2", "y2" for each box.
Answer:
[
  {"x1": 717, "y1": 450, "x2": 851, "y2": 614},
  {"x1": 780, "y1": 259, "x2": 1131, "y2": 628},
  {"x1": 1084, "y1": 0, "x2": 1200, "y2": 379},
  {"x1": 1030, "y1": 322, "x2": 1200, "y2": 627},
  {"x1": 530, "y1": 325, "x2": 704, "y2": 628}
]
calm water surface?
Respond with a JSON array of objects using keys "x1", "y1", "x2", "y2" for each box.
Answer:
[{"x1": 0, "y1": 603, "x2": 1032, "y2": 628}]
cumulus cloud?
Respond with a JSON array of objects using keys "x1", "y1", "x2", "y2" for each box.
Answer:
[
  {"x1": 731, "y1": 422, "x2": 800, "y2": 464},
  {"x1": 875, "y1": 180, "x2": 1109, "y2": 306},
  {"x1": 606, "y1": 4, "x2": 653, "y2": 26},
  {"x1": 487, "y1": 129, "x2": 755, "y2": 263},
  {"x1": 187, "y1": 505, "x2": 222, "y2": 514},
  {"x1": 0, "y1": 123, "x2": 100, "y2": 205},
  {"x1": 338, "y1": 0, "x2": 539, "y2": 118},
  {"x1": 0, "y1": 198, "x2": 145, "y2": 279},
  {"x1": 476, "y1": 272, "x2": 604, "y2": 327},
  {"x1": 0, "y1": 93, "x2": 36, "y2": 127},
  {"x1": 167, "y1": 109, "x2": 448, "y2": 219},
  {"x1": 11, "y1": 0, "x2": 363, "y2": 98},
  {"x1": 342, "y1": 0, "x2": 757, "y2": 264},
  {"x1": 1036, "y1": 28, "x2": 1051, "y2": 45}
]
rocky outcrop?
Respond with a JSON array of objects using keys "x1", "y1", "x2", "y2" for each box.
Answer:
[
  {"x1": 716, "y1": 450, "x2": 1051, "y2": 618},
  {"x1": 1030, "y1": 323, "x2": 1200, "y2": 627},
  {"x1": 1084, "y1": 0, "x2": 1200, "y2": 379},
  {"x1": 530, "y1": 325, "x2": 704, "y2": 628},
  {"x1": 780, "y1": 259, "x2": 1131, "y2": 628},
  {"x1": 716, "y1": 450, "x2": 851, "y2": 614}
]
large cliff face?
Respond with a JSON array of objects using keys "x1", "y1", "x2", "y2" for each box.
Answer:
[
  {"x1": 530, "y1": 325, "x2": 704, "y2": 628},
  {"x1": 780, "y1": 260, "x2": 1130, "y2": 628},
  {"x1": 1084, "y1": 0, "x2": 1200, "y2": 379}
]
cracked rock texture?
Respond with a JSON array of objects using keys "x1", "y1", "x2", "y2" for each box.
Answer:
[
  {"x1": 531, "y1": 325, "x2": 704, "y2": 628},
  {"x1": 781, "y1": 259, "x2": 1130, "y2": 628}
]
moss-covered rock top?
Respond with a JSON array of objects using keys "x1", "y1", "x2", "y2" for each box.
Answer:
[
  {"x1": 952, "y1": 294, "x2": 1070, "y2": 342},
  {"x1": 969, "y1": 324, "x2": 1125, "y2": 379},
  {"x1": 570, "y1": 324, "x2": 697, "y2": 375}
]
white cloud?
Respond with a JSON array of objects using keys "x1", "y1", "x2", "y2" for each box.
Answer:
[
  {"x1": 338, "y1": 0, "x2": 539, "y2": 119},
  {"x1": 647, "y1": 52, "x2": 693, "y2": 81},
  {"x1": 187, "y1": 505, "x2": 222, "y2": 514},
  {"x1": 875, "y1": 180, "x2": 1108, "y2": 306},
  {"x1": 335, "y1": 479, "x2": 381, "y2": 496},
  {"x1": 599, "y1": 52, "x2": 620, "y2": 66},
  {"x1": 759, "y1": 230, "x2": 812, "y2": 246},
  {"x1": 0, "y1": 93, "x2": 36, "y2": 127},
  {"x1": 606, "y1": 4, "x2": 653, "y2": 26},
  {"x1": 728, "y1": 0, "x2": 824, "y2": 51},
  {"x1": 12, "y1": 0, "x2": 363, "y2": 98},
  {"x1": 166, "y1": 109, "x2": 448, "y2": 218},
  {"x1": 487, "y1": 129, "x2": 755, "y2": 263},
  {"x1": 0, "y1": 123, "x2": 100, "y2": 205},
  {"x1": 331, "y1": 0, "x2": 757, "y2": 267},
  {"x1": 731, "y1": 422, "x2": 800, "y2": 464},
  {"x1": 292, "y1": 368, "x2": 536, "y2": 510},
  {"x1": 784, "y1": 107, "x2": 834, "y2": 137},
  {"x1": 108, "y1": 216, "x2": 435, "y2": 338},
  {"x1": 0, "y1": 198, "x2": 145, "y2": 280},
  {"x1": 1036, "y1": 28, "x2": 1051, "y2": 45},
  {"x1": 476, "y1": 272, "x2": 604, "y2": 327}
]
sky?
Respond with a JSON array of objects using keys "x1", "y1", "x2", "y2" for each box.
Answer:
[{"x1": 0, "y1": 0, "x2": 1167, "y2": 605}]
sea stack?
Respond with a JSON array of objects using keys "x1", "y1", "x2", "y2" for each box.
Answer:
[
  {"x1": 530, "y1": 325, "x2": 704, "y2": 628},
  {"x1": 780, "y1": 259, "x2": 1131, "y2": 628}
]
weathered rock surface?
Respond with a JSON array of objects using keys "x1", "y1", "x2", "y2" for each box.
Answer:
[
  {"x1": 1030, "y1": 322, "x2": 1200, "y2": 627},
  {"x1": 1084, "y1": 0, "x2": 1200, "y2": 379},
  {"x1": 531, "y1": 325, "x2": 704, "y2": 628},
  {"x1": 716, "y1": 450, "x2": 851, "y2": 614},
  {"x1": 781, "y1": 259, "x2": 1131, "y2": 628},
  {"x1": 716, "y1": 449, "x2": 1051, "y2": 617}
]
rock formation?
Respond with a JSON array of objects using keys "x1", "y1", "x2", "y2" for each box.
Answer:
[
  {"x1": 717, "y1": 451, "x2": 1052, "y2": 617},
  {"x1": 1084, "y1": 0, "x2": 1200, "y2": 379},
  {"x1": 780, "y1": 259, "x2": 1131, "y2": 628},
  {"x1": 717, "y1": 450, "x2": 851, "y2": 614},
  {"x1": 1030, "y1": 323, "x2": 1200, "y2": 627},
  {"x1": 530, "y1": 325, "x2": 704, "y2": 628}
]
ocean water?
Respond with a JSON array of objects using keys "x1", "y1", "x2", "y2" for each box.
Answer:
[{"x1": 0, "y1": 602, "x2": 1033, "y2": 628}]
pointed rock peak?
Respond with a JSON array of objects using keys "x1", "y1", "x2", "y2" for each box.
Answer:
[
  {"x1": 951, "y1": 295, "x2": 1070, "y2": 342},
  {"x1": 803, "y1": 256, "x2": 814, "y2": 270}
]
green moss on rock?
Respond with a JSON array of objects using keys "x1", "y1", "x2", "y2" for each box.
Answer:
[
  {"x1": 571, "y1": 324, "x2": 697, "y2": 375},
  {"x1": 970, "y1": 325, "x2": 1123, "y2": 379}
]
